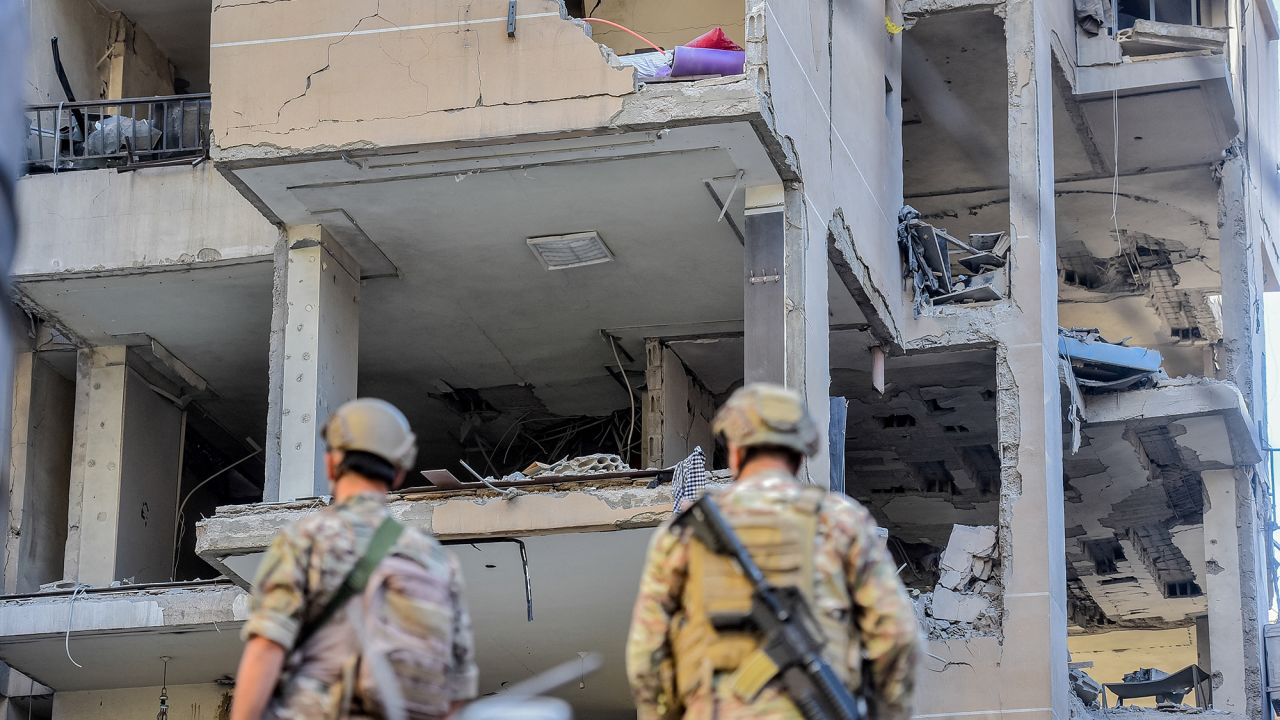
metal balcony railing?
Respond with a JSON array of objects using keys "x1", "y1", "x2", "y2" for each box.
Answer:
[{"x1": 25, "y1": 94, "x2": 211, "y2": 173}]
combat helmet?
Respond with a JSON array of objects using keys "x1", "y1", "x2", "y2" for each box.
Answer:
[
  {"x1": 322, "y1": 398, "x2": 418, "y2": 470},
  {"x1": 712, "y1": 383, "x2": 820, "y2": 457}
]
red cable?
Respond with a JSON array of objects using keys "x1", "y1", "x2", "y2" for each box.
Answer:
[{"x1": 579, "y1": 18, "x2": 665, "y2": 53}]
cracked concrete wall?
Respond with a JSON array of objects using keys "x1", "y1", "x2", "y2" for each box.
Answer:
[
  {"x1": 753, "y1": 0, "x2": 908, "y2": 345},
  {"x1": 210, "y1": 0, "x2": 636, "y2": 157},
  {"x1": 53, "y1": 684, "x2": 230, "y2": 720},
  {"x1": 13, "y1": 166, "x2": 278, "y2": 278}
]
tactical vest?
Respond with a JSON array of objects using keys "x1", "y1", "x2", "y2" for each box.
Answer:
[{"x1": 669, "y1": 485, "x2": 855, "y2": 708}]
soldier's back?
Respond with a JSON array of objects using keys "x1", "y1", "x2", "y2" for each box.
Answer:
[
  {"x1": 247, "y1": 492, "x2": 470, "y2": 720},
  {"x1": 668, "y1": 470, "x2": 871, "y2": 720}
]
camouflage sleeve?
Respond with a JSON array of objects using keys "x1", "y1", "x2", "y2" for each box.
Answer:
[
  {"x1": 444, "y1": 551, "x2": 479, "y2": 701},
  {"x1": 241, "y1": 530, "x2": 308, "y2": 649},
  {"x1": 625, "y1": 523, "x2": 689, "y2": 720},
  {"x1": 844, "y1": 506, "x2": 921, "y2": 720}
]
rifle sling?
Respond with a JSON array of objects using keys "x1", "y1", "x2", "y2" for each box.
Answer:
[{"x1": 294, "y1": 517, "x2": 404, "y2": 650}]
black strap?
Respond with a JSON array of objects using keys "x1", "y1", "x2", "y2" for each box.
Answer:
[{"x1": 294, "y1": 518, "x2": 405, "y2": 650}]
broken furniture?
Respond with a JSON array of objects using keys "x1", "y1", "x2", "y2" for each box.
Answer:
[
  {"x1": 897, "y1": 206, "x2": 1009, "y2": 308},
  {"x1": 1102, "y1": 665, "x2": 1212, "y2": 709},
  {"x1": 1058, "y1": 328, "x2": 1164, "y2": 391}
]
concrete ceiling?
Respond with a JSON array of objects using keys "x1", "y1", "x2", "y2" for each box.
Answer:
[
  {"x1": 101, "y1": 0, "x2": 211, "y2": 90},
  {"x1": 337, "y1": 149, "x2": 745, "y2": 459},
  {"x1": 3, "y1": 627, "x2": 241, "y2": 691},
  {"x1": 18, "y1": 260, "x2": 274, "y2": 445}
]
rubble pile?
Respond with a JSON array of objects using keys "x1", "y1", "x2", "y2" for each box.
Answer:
[
  {"x1": 913, "y1": 525, "x2": 1002, "y2": 639},
  {"x1": 522, "y1": 453, "x2": 632, "y2": 477}
]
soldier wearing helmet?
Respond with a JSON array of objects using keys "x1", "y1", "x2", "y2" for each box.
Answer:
[
  {"x1": 625, "y1": 383, "x2": 920, "y2": 720},
  {"x1": 231, "y1": 399, "x2": 478, "y2": 720}
]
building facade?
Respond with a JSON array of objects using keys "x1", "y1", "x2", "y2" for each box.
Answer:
[{"x1": 1, "y1": 0, "x2": 1276, "y2": 718}]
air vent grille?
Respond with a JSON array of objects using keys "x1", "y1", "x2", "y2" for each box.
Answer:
[{"x1": 527, "y1": 231, "x2": 613, "y2": 270}]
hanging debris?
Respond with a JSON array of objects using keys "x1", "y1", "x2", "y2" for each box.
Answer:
[
  {"x1": 897, "y1": 206, "x2": 1009, "y2": 310},
  {"x1": 1058, "y1": 328, "x2": 1165, "y2": 392}
]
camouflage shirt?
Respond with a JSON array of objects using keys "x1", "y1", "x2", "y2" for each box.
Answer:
[
  {"x1": 625, "y1": 470, "x2": 920, "y2": 720},
  {"x1": 243, "y1": 492, "x2": 479, "y2": 719}
]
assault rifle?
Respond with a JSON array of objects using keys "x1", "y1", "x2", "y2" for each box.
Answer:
[{"x1": 672, "y1": 494, "x2": 864, "y2": 720}]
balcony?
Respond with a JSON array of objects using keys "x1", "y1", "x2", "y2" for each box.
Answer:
[{"x1": 25, "y1": 94, "x2": 211, "y2": 174}]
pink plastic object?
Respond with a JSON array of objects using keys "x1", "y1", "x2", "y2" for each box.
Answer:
[
  {"x1": 684, "y1": 27, "x2": 743, "y2": 51},
  {"x1": 670, "y1": 46, "x2": 746, "y2": 77}
]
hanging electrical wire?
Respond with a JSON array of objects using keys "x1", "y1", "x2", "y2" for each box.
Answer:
[
  {"x1": 607, "y1": 335, "x2": 637, "y2": 463},
  {"x1": 170, "y1": 444, "x2": 263, "y2": 580}
]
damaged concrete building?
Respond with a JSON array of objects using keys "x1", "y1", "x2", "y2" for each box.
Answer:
[{"x1": 1, "y1": 0, "x2": 1276, "y2": 718}]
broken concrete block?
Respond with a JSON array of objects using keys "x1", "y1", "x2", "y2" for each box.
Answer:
[
  {"x1": 939, "y1": 568, "x2": 966, "y2": 590},
  {"x1": 938, "y1": 524, "x2": 998, "y2": 590},
  {"x1": 930, "y1": 587, "x2": 991, "y2": 623}
]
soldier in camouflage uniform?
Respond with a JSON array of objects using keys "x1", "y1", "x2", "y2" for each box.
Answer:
[
  {"x1": 626, "y1": 383, "x2": 920, "y2": 720},
  {"x1": 231, "y1": 399, "x2": 478, "y2": 720}
]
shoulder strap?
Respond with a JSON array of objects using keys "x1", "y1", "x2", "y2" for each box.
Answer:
[{"x1": 294, "y1": 518, "x2": 405, "y2": 650}]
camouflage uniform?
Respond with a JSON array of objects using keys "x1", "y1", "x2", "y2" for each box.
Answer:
[
  {"x1": 243, "y1": 492, "x2": 478, "y2": 719},
  {"x1": 625, "y1": 469, "x2": 920, "y2": 720}
]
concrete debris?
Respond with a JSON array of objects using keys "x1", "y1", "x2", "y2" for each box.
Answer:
[
  {"x1": 1071, "y1": 666, "x2": 1104, "y2": 706},
  {"x1": 911, "y1": 524, "x2": 1001, "y2": 638},
  {"x1": 524, "y1": 453, "x2": 633, "y2": 477},
  {"x1": 1118, "y1": 20, "x2": 1228, "y2": 53},
  {"x1": 1059, "y1": 328, "x2": 1165, "y2": 392},
  {"x1": 930, "y1": 586, "x2": 990, "y2": 623},
  {"x1": 938, "y1": 524, "x2": 998, "y2": 591},
  {"x1": 897, "y1": 206, "x2": 1007, "y2": 310}
]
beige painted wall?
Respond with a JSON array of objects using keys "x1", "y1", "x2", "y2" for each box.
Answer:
[
  {"x1": 52, "y1": 683, "x2": 230, "y2": 720},
  {"x1": 1069, "y1": 628, "x2": 1199, "y2": 708},
  {"x1": 210, "y1": 0, "x2": 635, "y2": 155},
  {"x1": 588, "y1": 0, "x2": 746, "y2": 54}
]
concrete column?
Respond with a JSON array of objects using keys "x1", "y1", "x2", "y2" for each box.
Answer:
[
  {"x1": 997, "y1": 0, "x2": 1069, "y2": 716},
  {"x1": 5, "y1": 353, "x2": 74, "y2": 594},
  {"x1": 1217, "y1": 146, "x2": 1265, "y2": 431},
  {"x1": 1202, "y1": 468, "x2": 1250, "y2": 714},
  {"x1": 64, "y1": 347, "x2": 128, "y2": 586},
  {"x1": 744, "y1": 185, "x2": 786, "y2": 384},
  {"x1": 64, "y1": 347, "x2": 184, "y2": 586},
  {"x1": 743, "y1": 184, "x2": 831, "y2": 486},
  {"x1": 275, "y1": 225, "x2": 361, "y2": 501},
  {"x1": 642, "y1": 339, "x2": 715, "y2": 469}
]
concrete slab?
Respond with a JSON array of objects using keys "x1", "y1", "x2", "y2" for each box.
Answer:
[
  {"x1": 0, "y1": 583, "x2": 246, "y2": 691},
  {"x1": 196, "y1": 479, "x2": 697, "y2": 586}
]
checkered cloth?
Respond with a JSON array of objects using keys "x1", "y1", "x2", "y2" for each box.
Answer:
[{"x1": 671, "y1": 446, "x2": 709, "y2": 512}]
